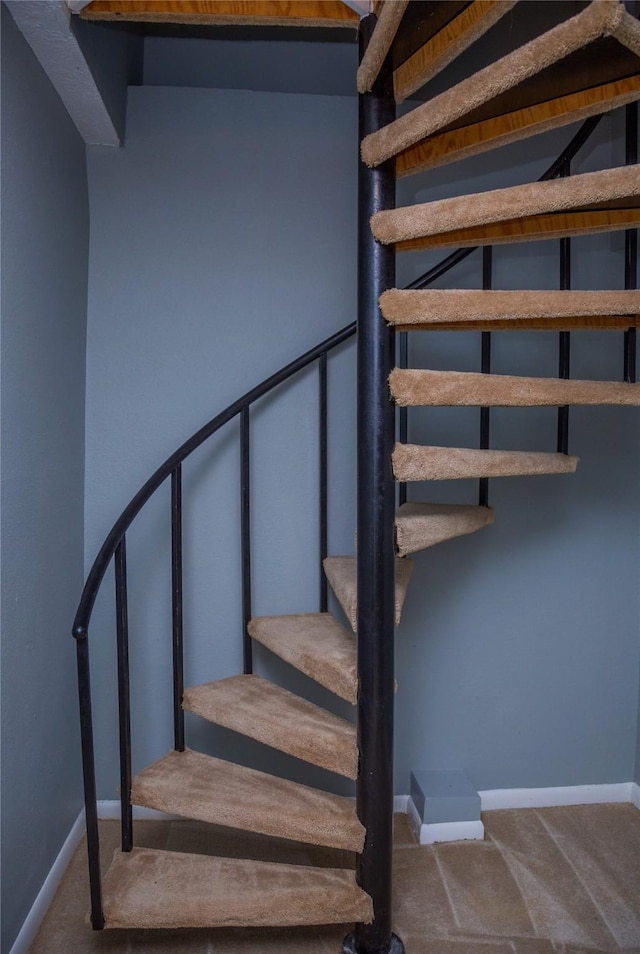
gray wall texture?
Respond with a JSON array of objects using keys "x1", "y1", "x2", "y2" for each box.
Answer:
[
  {"x1": 85, "y1": 86, "x2": 359, "y2": 798},
  {"x1": 0, "y1": 6, "x2": 89, "y2": 951}
]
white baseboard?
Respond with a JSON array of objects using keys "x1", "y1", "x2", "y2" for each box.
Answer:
[
  {"x1": 9, "y1": 810, "x2": 85, "y2": 954},
  {"x1": 406, "y1": 796, "x2": 484, "y2": 845},
  {"x1": 479, "y1": 782, "x2": 635, "y2": 811},
  {"x1": 631, "y1": 783, "x2": 640, "y2": 810}
]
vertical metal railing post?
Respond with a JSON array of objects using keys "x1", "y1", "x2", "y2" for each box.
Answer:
[
  {"x1": 319, "y1": 354, "x2": 329, "y2": 612},
  {"x1": 75, "y1": 633, "x2": 104, "y2": 928},
  {"x1": 398, "y1": 332, "x2": 408, "y2": 507},
  {"x1": 171, "y1": 465, "x2": 185, "y2": 751},
  {"x1": 345, "y1": 15, "x2": 403, "y2": 954},
  {"x1": 557, "y1": 159, "x2": 571, "y2": 454},
  {"x1": 624, "y1": 101, "x2": 638, "y2": 383},
  {"x1": 479, "y1": 247, "x2": 493, "y2": 507},
  {"x1": 115, "y1": 537, "x2": 132, "y2": 853},
  {"x1": 240, "y1": 406, "x2": 253, "y2": 674}
]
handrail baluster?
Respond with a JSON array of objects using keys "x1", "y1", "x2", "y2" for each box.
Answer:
[
  {"x1": 624, "y1": 101, "x2": 638, "y2": 383},
  {"x1": 115, "y1": 537, "x2": 132, "y2": 852},
  {"x1": 557, "y1": 159, "x2": 571, "y2": 454},
  {"x1": 319, "y1": 354, "x2": 329, "y2": 612},
  {"x1": 398, "y1": 332, "x2": 408, "y2": 507},
  {"x1": 240, "y1": 407, "x2": 253, "y2": 674},
  {"x1": 479, "y1": 246, "x2": 493, "y2": 507},
  {"x1": 171, "y1": 465, "x2": 185, "y2": 752},
  {"x1": 76, "y1": 634, "x2": 104, "y2": 928}
]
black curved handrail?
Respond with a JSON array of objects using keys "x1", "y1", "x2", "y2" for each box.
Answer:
[{"x1": 73, "y1": 321, "x2": 355, "y2": 639}]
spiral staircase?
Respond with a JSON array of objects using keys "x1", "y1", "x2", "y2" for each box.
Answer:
[{"x1": 74, "y1": 3, "x2": 640, "y2": 952}]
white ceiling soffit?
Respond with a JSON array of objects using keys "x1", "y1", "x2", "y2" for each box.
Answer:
[
  {"x1": 342, "y1": 1, "x2": 374, "y2": 16},
  {"x1": 5, "y1": 0, "x2": 120, "y2": 146}
]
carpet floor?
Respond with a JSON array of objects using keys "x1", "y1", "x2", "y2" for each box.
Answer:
[{"x1": 28, "y1": 804, "x2": 640, "y2": 953}]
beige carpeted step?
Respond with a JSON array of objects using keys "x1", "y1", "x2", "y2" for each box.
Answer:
[
  {"x1": 323, "y1": 555, "x2": 414, "y2": 632},
  {"x1": 393, "y1": 444, "x2": 579, "y2": 482},
  {"x1": 248, "y1": 613, "x2": 356, "y2": 704},
  {"x1": 363, "y1": 1, "x2": 640, "y2": 172},
  {"x1": 102, "y1": 847, "x2": 372, "y2": 929},
  {"x1": 380, "y1": 289, "x2": 640, "y2": 332},
  {"x1": 183, "y1": 674, "x2": 357, "y2": 779},
  {"x1": 390, "y1": 369, "x2": 640, "y2": 407},
  {"x1": 131, "y1": 748, "x2": 364, "y2": 852},
  {"x1": 357, "y1": 0, "x2": 409, "y2": 94},
  {"x1": 371, "y1": 164, "x2": 640, "y2": 252},
  {"x1": 395, "y1": 502, "x2": 494, "y2": 557}
]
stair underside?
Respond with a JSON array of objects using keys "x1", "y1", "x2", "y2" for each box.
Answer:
[
  {"x1": 362, "y1": 1, "x2": 640, "y2": 172},
  {"x1": 248, "y1": 613, "x2": 356, "y2": 704},
  {"x1": 102, "y1": 847, "x2": 373, "y2": 929},
  {"x1": 357, "y1": 0, "x2": 409, "y2": 95},
  {"x1": 323, "y1": 555, "x2": 414, "y2": 632},
  {"x1": 371, "y1": 165, "x2": 640, "y2": 252},
  {"x1": 131, "y1": 748, "x2": 365, "y2": 852},
  {"x1": 390, "y1": 369, "x2": 640, "y2": 408},
  {"x1": 380, "y1": 289, "x2": 640, "y2": 332},
  {"x1": 82, "y1": 0, "x2": 359, "y2": 28},
  {"x1": 395, "y1": 502, "x2": 494, "y2": 557},
  {"x1": 183, "y1": 674, "x2": 358, "y2": 779},
  {"x1": 393, "y1": 444, "x2": 579, "y2": 482},
  {"x1": 391, "y1": 0, "x2": 517, "y2": 104}
]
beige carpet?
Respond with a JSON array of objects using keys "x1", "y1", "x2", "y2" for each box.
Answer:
[
  {"x1": 323, "y1": 555, "x2": 414, "y2": 632},
  {"x1": 29, "y1": 804, "x2": 640, "y2": 952},
  {"x1": 371, "y1": 165, "x2": 640, "y2": 249},
  {"x1": 183, "y1": 675, "x2": 358, "y2": 780},
  {"x1": 389, "y1": 369, "x2": 640, "y2": 408},
  {"x1": 379, "y1": 290, "x2": 640, "y2": 328},
  {"x1": 248, "y1": 613, "x2": 357, "y2": 704},
  {"x1": 131, "y1": 749, "x2": 364, "y2": 852},
  {"x1": 395, "y1": 502, "x2": 494, "y2": 557},
  {"x1": 392, "y1": 444, "x2": 579, "y2": 482}
]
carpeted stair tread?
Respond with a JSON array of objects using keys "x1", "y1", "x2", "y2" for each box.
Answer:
[
  {"x1": 393, "y1": 444, "x2": 579, "y2": 482},
  {"x1": 380, "y1": 288, "x2": 640, "y2": 331},
  {"x1": 323, "y1": 555, "x2": 414, "y2": 633},
  {"x1": 390, "y1": 368, "x2": 640, "y2": 407},
  {"x1": 363, "y1": 0, "x2": 640, "y2": 170},
  {"x1": 102, "y1": 847, "x2": 373, "y2": 929},
  {"x1": 130, "y1": 748, "x2": 365, "y2": 852},
  {"x1": 395, "y1": 502, "x2": 494, "y2": 557},
  {"x1": 371, "y1": 164, "x2": 640, "y2": 252},
  {"x1": 248, "y1": 613, "x2": 357, "y2": 704},
  {"x1": 183, "y1": 674, "x2": 357, "y2": 779},
  {"x1": 357, "y1": 0, "x2": 409, "y2": 94}
]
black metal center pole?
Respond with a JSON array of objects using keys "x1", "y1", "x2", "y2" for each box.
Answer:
[{"x1": 345, "y1": 16, "x2": 403, "y2": 954}]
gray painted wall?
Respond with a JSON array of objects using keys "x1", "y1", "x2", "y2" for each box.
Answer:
[
  {"x1": 71, "y1": 16, "x2": 143, "y2": 141},
  {"x1": 0, "y1": 6, "x2": 89, "y2": 951},
  {"x1": 85, "y1": 86, "x2": 359, "y2": 798},
  {"x1": 143, "y1": 34, "x2": 358, "y2": 96},
  {"x1": 84, "y1": 80, "x2": 640, "y2": 801}
]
